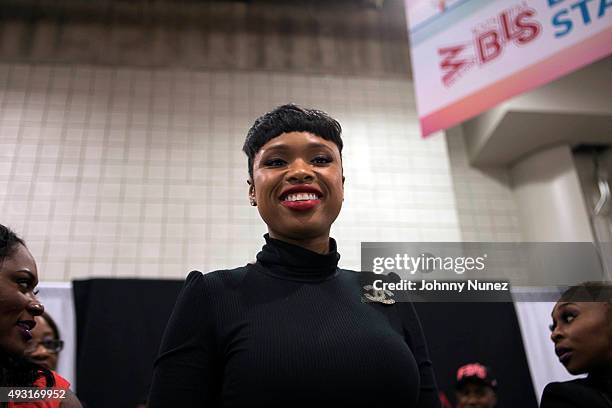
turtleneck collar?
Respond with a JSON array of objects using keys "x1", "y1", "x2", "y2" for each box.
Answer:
[
  {"x1": 587, "y1": 372, "x2": 612, "y2": 400},
  {"x1": 255, "y1": 233, "x2": 341, "y2": 282}
]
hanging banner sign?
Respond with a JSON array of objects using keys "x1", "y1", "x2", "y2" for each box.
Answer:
[{"x1": 405, "y1": 0, "x2": 612, "y2": 137}]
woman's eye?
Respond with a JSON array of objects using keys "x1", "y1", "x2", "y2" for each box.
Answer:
[
  {"x1": 41, "y1": 338, "x2": 54, "y2": 347},
  {"x1": 16, "y1": 279, "x2": 30, "y2": 290},
  {"x1": 562, "y1": 313, "x2": 576, "y2": 323},
  {"x1": 312, "y1": 156, "x2": 332, "y2": 164},
  {"x1": 263, "y1": 158, "x2": 286, "y2": 167}
]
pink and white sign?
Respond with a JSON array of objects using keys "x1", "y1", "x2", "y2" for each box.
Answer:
[{"x1": 405, "y1": 0, "x2": 612, "y2": 137}]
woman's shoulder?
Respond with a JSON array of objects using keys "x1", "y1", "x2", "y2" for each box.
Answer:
[
  {"x1": 183, "y1": 266, "x2": 252, "y2": 292},
  {"x1": 541, "y1": 378, "x2": 609, "y2": 408},
  {"x1": 31, "y1": 370, "x2": 70, "y2": 389},
  {"x1": 10, "y1": 372, "x2": 75, "y2": 408},
  {"x1": 543, "y1": 378, "x2": 595, "y2": 392}
]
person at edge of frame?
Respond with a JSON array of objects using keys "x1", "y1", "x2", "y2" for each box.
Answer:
[
  {"x1": 542, "y1": 282, "x2": 612, "y2": 408},
  {"x1": 25, "y1": 313, "x2": 64, "y2": 372},
  {"x1": 0, "y1": 224, "x2": 82, "y2": 408}
]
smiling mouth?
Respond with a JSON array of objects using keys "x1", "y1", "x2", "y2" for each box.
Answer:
[
  {"x1": 17, "y1": 320, "x2": 35, "y2": 330},
  {"x1": 281, "y1": 192, "x2": 320, "y2": 202},
  {"x1": 279, "y1": 192, "x2": 322, "y2": 212},
  {"x1": 16, "y1": 321, "x2": 34, "y2": 341}
]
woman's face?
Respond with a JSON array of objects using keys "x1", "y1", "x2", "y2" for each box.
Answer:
[
  {"x1": 250, "y1": 131, "x2": 344, "y2": 245},
  {"x1": 25, "y1": 316, "x2": 59, "y2": 371},
  {"x1": 0, "y1": 244, "x2": 43, "y2": 356},
  {"x1": 550, "y1": 301, "x2": 612, "y2": 375}
]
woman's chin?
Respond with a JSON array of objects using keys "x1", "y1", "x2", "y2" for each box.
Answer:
[
  {"x1": 564, "y1": 362, "x2": 586, "y2": 376},
  {"x1": 280, "y1": 226, "x2": 330, "y2": 241},
  {"x1": 33, "y1": 360, "x2": 53, "y2": 370},
  {"x1": 268, "y1": 219, "x2": 329, "y2": 238}
]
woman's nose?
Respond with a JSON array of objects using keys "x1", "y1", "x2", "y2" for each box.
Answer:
[
  {"x1": 550, "y1": 326, "x2": 563, "y2": 343},
  {"x1": 30, "y1": 343, "x2": 50, "y2": 357},
  {"x1": 286, "y1": 160, "x2": 314, "y2": 183},
  {"x1": 27, "y1": 300, "x2": 44, "y2": 317}
]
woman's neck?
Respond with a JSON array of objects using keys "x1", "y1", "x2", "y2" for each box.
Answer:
[
  {"x1": 589, "y1": 365, "x2": 612, "y2": 395},
  {"x1": 268, "y1": 231, "x2": 330, "y2": 254}
]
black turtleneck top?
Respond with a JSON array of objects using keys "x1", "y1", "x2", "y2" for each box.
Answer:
[
  {"x1": 541, "y1": 376, "x2": 612, "y2": 408},
  {"x1": 148, "y1": 235, "x2": 440, "y2": 408}
]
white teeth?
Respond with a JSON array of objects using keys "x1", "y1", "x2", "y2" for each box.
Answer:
[{"x1": 284, "y1": 193, "x2": 318, "y2": 202}]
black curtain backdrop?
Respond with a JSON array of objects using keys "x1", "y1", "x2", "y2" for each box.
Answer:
[
  {"x1": 73, "y1": 279, "x2": 538, "y2": 408},
  {"x1": 414, "y1": 302, "x2": 539, "y2": 408},
  {"x1": 73, "y1": 278, "x2": 184, "y2": 408}
]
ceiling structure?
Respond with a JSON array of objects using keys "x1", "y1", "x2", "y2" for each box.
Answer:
[{"x1": 0, "y1": 0, "x2": 407, "y2": 77}]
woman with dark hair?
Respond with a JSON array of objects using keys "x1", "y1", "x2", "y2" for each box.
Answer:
[
  {"x1": 148, "y1": 104, "x2": 440, "y2": 407},
  {"x1": 0, "y1": 224, "x2": 80, "y2": 408},
  {"x1": 25, "y1": 312, "x2": 64, "y2": 372},
  {"x1": 542, "y1": 282, "x2": 612, "y2": 408}
]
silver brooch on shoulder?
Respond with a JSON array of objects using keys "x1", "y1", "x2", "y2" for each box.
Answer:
[{"x1": 362, "y1": 285, "x2": 395, "y2": 305}]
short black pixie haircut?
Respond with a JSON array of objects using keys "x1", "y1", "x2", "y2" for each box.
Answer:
[
  {"x1": 0, "y1": 224, "x2": 25, "y2": 266},
  {"x1": 559, "y1": 281, "x2": 612, "y2": 303},
  {"x1": 242, "y1": 104, "x2": 343, "y2": 179}
]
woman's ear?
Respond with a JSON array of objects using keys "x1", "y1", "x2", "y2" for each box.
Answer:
[{"x1": 248, "y1": 180, "x2": 257, "y2": 206}]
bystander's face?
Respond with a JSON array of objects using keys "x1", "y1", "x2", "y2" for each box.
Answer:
[
  {"x1": 25, "y1": 316, "x2": 60, "y2": 371},
  {"x1": 0, "y1": 244, "x2": 43, "y2": 356},
  {"x1": 550, "y1": 301, "x2": 612, "y2": 375},
  {"x1": 456, "y1": 383, "x2": 497, "y2": 408},
  {"x1": 250, "y1": 131, "x2": 344, "y2": 247}
]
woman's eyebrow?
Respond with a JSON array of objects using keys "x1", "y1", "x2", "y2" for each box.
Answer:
[
  {"x1": 304, "y1": 142, "x2": 333, "y2": 150},
  {"x1": 263, "y1": 144, "x2": 290, "y2": 152},
  {"x1": 16, "y1": 270, "x2": 38, "y2": 286},
  {"x1": 264, "y1": 142, "x2": 333, "y2": 152},
  {"x1": 16, "y1": 269, "x2": 35, "y2": 278}
]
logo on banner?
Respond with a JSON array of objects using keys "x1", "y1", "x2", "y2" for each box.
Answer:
[
  {"x1": 550, "y1": 0, "x2": 612, "y2": 38},
  {"x1": 438, "y1": 4, "x2": 542, "y2": 87}
]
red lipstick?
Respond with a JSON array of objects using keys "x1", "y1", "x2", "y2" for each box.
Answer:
[
  {"x1": 16, "y1": 321, "x2": 34, "y2": 341},
  {"x1": 281, "y1": 200, "x2": 320, "y2": 211}
]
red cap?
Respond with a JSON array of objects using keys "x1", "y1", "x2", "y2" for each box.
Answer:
[{"x1": 456, "y1": 363, "x2": 498, "y2": 389}]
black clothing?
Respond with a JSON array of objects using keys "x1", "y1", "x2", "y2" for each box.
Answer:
[
  {"x1": 148, "y1": 235, "x2": 440, "y2": 407},
  {"x1": 541, "y1": 377, "x2": 612, "y2": 408}
]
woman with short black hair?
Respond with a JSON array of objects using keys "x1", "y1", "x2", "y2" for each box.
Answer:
[
  {"x1": 542, "y1": 282, "x2": 612, "y2": 408},
  {"x1": 149, "y1": 104, "x2": 440, "y2": 407},
  {"x1": 0, "y1": 224, "x2": 81, "y2": 408},
  {"x1": 0, "y1": 225, "x2": 50, "y2": 391}
]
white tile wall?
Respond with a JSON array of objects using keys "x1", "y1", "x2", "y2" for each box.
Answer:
[
  {"x1": 445, "y1": 133, "x2": 523, "y2": 242},
  {"x1": 1, "y1": 63, "x2": 461, "y2": 280}
]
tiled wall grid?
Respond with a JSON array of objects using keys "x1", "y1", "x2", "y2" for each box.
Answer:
[
  {"x1": 446, "y1": 134, "x2": 523, "y2": 242},
  {"x1": 0, "y1": 63, "x2": 513, "y2": 281}
]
